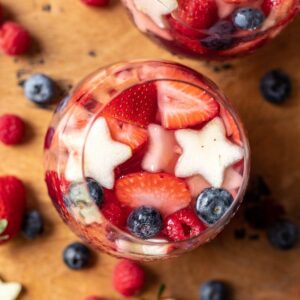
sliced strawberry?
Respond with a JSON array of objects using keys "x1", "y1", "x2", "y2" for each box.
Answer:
[
  {"x1": 177, "y1": 0, "x2": 218, "y2": 30},
  {"x1": 101, "y1": 82, "x2": 157, "y2": 128},
  {"x1": 157, "y1": 81, "x2": 219, "y2": 129},
  {"x1": 105, "y1": 117, "x2": 148, "y2": 150},
  {"x1": 220, "y1": 107, "x2": 242, "y2": 145},
  {"x1": 115, "y1": 172, "x2": 191, "y2": 216}
]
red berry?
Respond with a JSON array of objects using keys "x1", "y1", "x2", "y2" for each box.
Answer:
[
  {"x1": 164, "y1": 208, "x2": 206, "y2": 241},
  {"x1": 177, "y1": 0, "x2": 218, "y2": 30},
  {"x1": 157, "y1": 80, "x2": 219, "y2": 129},
  {"x1": 0, "y1": 114, "x2": 25, "y2": 145},
  {"x1": 85, "y1": 297, "x2": 104, "y2": 300},
  {"x1": 101, "y1": 189, "x2": 127, "y2": 227},
  {"x1": 0, "y1": 22, "x2": 31, "y2": 55},
  {"x1": 102, "y1": 82, "x2": 158, "y2": 128},
  {"x1": 115, "y1": 172, "x2": 191, "y2": 216},
  {"x1": 105, "y1": 117, "x2": 148, "y2": 151},
  {"x1": 113, "y1": 260, "x2": 145, "y2": 297},
  {"x1": 0, "y1": 176, "x2": 26, "y2": 244},
  {"x1": 81, "y1": 0, "x2": 109, "y2": 7}
]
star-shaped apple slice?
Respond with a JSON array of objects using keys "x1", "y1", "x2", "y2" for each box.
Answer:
[
  {"x1": 175, "y1": 117, "x2": 244, "y2": 187},
  {"x1": 133, "y1": 0, "x2": 178, "y2": 28},
  {"x1": 0, "y1": 279, "x2": 22, "y2": 300},
  {"x1": 84, "y1": 117, "x2": 132, "y2": 189},
  {"x1": 142, "y1": 124, "x2": 178, "y2": 173}
]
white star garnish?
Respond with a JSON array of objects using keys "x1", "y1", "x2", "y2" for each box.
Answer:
[
  {"x1": 175, "y1": 117, "x2": 244, "y2": 187},
  {"x1": 84, "y1": 117, "x2": 132, "y2": 189},
  {"x1": 133, "y1": 0, "x2": 178, "y2": 28},
  {"x1": 0, "y1": 280, "x2": 22, "y2": 300},
  {"x1": 142, "y1": 124, "x2": 178, "y2": 173}
]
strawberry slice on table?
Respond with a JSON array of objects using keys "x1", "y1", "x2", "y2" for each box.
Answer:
[
  {"x1": 115, "y1": 172, "x2": 191, "y2": 216},
  {"x1": 101, "y1": 82, "x2": 158, "y2": 128},
  {"x1": 220, "y1": 107, "x2": 242, "y2": 146},
  {"x1": 157, "y1": 81, "x2": 219, "y2": 129},
  {"x1": 177, "y1": 0, "x2": 218, "y2": 30},
  {"x1": 105, "y1": 117, "x2": 148, "y2": 151}
]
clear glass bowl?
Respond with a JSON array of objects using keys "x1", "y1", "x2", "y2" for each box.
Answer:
[
  {"x1": 122, "y1": 0, "x2": 300, "y2": 60},
  {"x1": 44, "y1": 60, "x2": 250, "y2": 261}
]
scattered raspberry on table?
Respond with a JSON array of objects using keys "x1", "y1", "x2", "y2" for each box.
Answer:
[
  {"x1": 113, "y1": 259, "x2": 145, "y2": 297},
  {"x1": 81, "y1": 0, "x2": 109, "y2": 7},
  {"x1": 0, "y1": 21, "x2": 31, "y2": 55},
  {"x1": 0, "y1": 114, "x2": 25, "y2": 145}
]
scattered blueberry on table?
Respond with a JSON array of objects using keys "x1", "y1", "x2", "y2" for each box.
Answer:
[
  {"x1": 23, "y1": 74, "x2": 56, "y2": 105},
  {"x1": 22, "y1": 210, "x2": 44, "y2": 240},
  {"x1": 63, "y1": 242, "x2": 92, "y2": 270},
  {"x1": 200, "y1": 280, "x2": 229, "y2": 300},
  {"x1": 260, "y1": 70, "x2": 292, "y2": 104},
  {"x1": 267, "y1": 219, "x2": 299, "y2": 250}
]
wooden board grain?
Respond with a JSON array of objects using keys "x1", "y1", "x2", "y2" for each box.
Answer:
[{"x1": 0, "y1": 1, "x2": 300, "y2": 299}]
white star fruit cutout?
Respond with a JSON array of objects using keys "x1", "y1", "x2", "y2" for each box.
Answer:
[
  {"x1": 84, "y1": 117, "x2": 132, "y2": 189},
  {"x1": 0, "y1": 279, "x2": 22, "y2": 300},
  {"x1": 142, "y1": 124, "x2": 178, "y2": 173},
  {"x1": 133, "y1": 0, "x2": 178, "y2": 28},
  {"x1": 175, "y1": 117, "x2": 244, "y2": 187}
]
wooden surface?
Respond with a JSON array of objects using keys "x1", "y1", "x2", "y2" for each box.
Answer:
[{"x1": 0, "y1": 1, "x2": 300, "y2": 299}]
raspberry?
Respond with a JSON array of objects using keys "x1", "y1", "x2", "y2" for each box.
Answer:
[
  {"x1": 85, "y1": 297, "x2": 104, "y2": 300},
  {"x1": 163, "y1": 208, "x2": 206, "y2": 241},
  {"x1": 81, "y1": 0, "x2": 109, "y2": 7},
  {"x1": 113, "y1": 260, "x2": 145, "y2": 297},
  {"x1": 0, "y1": 22, "x2": 31, "y2": 55},
  {"x1": 101, "y1": 189, "x2": 128, "y2": 227},
  {"x1": 0, "y1": 114, "x2": 25, "y2": 145}
]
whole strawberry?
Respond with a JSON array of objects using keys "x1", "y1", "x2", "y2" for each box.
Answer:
[
  {"x1": 113, "y1": 259, "x2": 145, "y2": 297},
  {"x1": 0, "y1": 176, "x2": 26, "y2": 244}
]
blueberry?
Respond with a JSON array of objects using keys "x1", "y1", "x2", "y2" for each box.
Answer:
[
  {"x1": 21, "y1": 210, "x2": 44, "y2": 240},
  {"x1": 201, "y1": 20, "x2": 236, "y2": 51},
  {"x1": 267, "y1": 219, "x2": 299, "y2": 250},
  {"x1": 233, "y1": 7, "x2": 265, "y2": 30},
  {"x1": 63, "y1": 242, "x2": 91, "y2": 270},
  {"x1": 196, "y1": 188, "x2": 233, "y2": 225},
  {"x1": 86, "y1": 177, "x2": 104, "y2": 206},
  {"x1": 24, "y1": 74, "x2": 56, "y2": 105},
  {"x1": 200, "y1": 280, "x2": 229, "y2": 300},
  {"x1": 68, "y1": 178, "x2": 103, "y2": 206},
  {"x1": 260, "y1": 70, "x2": 291, "y2": 104},
  {"x1": 127, "y1": 206, "x2": 162, "y2": 239}
]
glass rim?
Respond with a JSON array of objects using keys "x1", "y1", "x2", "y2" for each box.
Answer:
[
  {"x1": 66, "y1": 60, "x2": 250, "y2": 246},
  {"x1": 58, "y1": 59, "x2": 251, "y2": 248}
]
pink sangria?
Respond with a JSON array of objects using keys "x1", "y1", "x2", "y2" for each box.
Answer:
[
  {"x1": 44, "y1": 60, "x2": 250, "y2": 260},
  {"x1": 122, "y1": 0, "x2": 299, "y2": 60}
]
